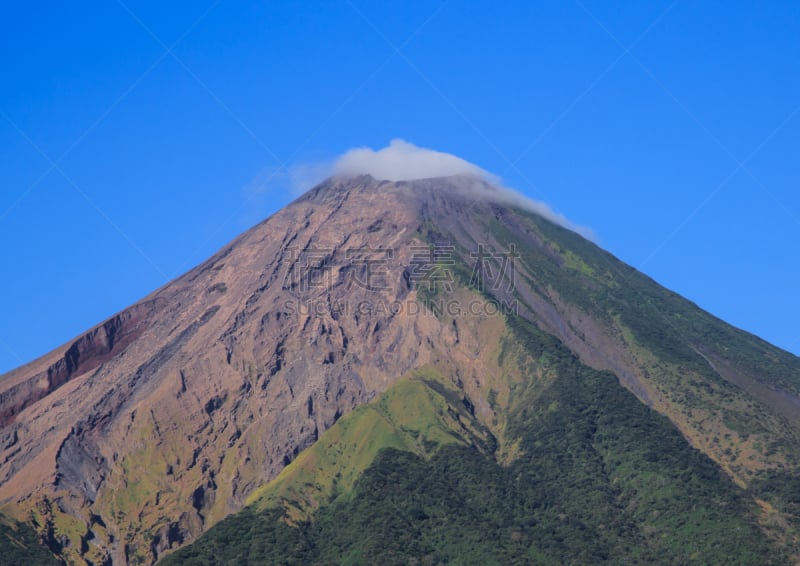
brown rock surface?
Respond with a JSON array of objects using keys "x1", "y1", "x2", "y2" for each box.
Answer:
[{"x1": 0, "y1": 175, "x2": 517, "y2": 564}]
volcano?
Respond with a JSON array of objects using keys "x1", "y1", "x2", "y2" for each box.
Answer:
[{"x1": 2, "y1": 173, "x2": 799, "y2": 564}]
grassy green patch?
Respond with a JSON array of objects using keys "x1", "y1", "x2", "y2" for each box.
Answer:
[{"x1": 246, "y1": 368, "x2": 493, "y2": 522}]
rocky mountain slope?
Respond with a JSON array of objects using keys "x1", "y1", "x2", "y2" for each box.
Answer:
[{"x1": 2, "y1": 174, "x2": 800, "y2": 564}]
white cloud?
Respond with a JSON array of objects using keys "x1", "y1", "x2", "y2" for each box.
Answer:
[
  {"x1": 276, "y1": 139, "x2": 592, "y2": 239},
  {"x1": 333, "y1": 139, "x2": 494, "y2": 182},
  {"x1": 328, "y1": 139, "x2": 592, "y2": 239},
  {"x1": 492, "y1": 186, "x2": 594, "y2": 240}
]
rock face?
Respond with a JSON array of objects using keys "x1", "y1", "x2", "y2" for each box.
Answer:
[
  {"x1": 2, "y1": 174, "x2": 800, "y2": 564},
  {"x1": 0, "y1": 302, "x2": 154, "y2": 428},
  {"x1": 0, "y1": 176, "x2": 494, "y2": 564}
]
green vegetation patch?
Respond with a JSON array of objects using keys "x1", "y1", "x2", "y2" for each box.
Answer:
[
  {"x1": 0, "y1": 513, "x2": 60, "y2": 566},
  {"x1": 246, "y1": 369, "x2": 493, "y2": 522}
]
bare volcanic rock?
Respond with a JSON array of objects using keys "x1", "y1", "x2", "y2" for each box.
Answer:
[{"x1": 0, "y1": 176, "x2": 503, "y2": 564}]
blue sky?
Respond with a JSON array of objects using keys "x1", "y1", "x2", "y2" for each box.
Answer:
[{"x1": 1, "y1": 0, "x2": 799, "y2": 374}]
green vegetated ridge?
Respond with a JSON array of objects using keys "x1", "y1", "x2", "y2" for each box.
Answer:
[
  {"x1": 0, "y1": 513, "x2": 60, "y2": 566},
  {"x1": 244, "y1": 368, "x2": 496, "y2": 524},
  {"x1": 161, "y1": 313, "x2": 783, "y2": 565},
  {"x1": 483, "y1": 208, "x2": 800, "y2": 502}
]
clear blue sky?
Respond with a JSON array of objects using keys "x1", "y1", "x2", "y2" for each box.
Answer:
[{"x1": 1, "y1": 0, "x2": 799, "y2": 374}]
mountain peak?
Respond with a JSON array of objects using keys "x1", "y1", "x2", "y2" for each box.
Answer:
[
  {"x1": 3, "y1": 145, "x2": 800, "y2": 564},
  {"x1": 297, "y1": 169, "x2": 589, "y2": 238},
  {"x1": 299, "y1": 171, "x2": 496, "y2": 204}
]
